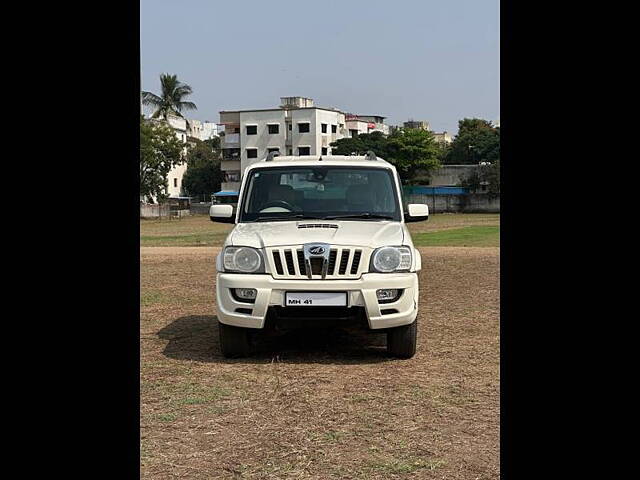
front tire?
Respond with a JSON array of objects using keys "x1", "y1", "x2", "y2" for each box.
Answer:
[
  {"x1": 218, "y1": 321, "x2": 251, "y2": 358},
  {"x1": 387, "y1": 320, "x2": 417, "y2": 358}
]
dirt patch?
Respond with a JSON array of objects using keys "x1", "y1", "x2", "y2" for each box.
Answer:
[{"x1": 141, "y1": 247, "x2": 499, "y2": 479}]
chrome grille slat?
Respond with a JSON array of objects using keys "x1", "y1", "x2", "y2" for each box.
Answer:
[
  {"x1": 291, "y1": 248, "x2": 302, "y2": 276},
  {"x1": 345, "y1": 250, "x2": 355, "y2": 275},
  {"x1": 328, "y1": 249, "x2": 337, "y2": 275},
  {"x1": 272, "y1": 251, "x2": 284, "y2": 275},
  {"x1": 267, "y1": 245, "x2": 368, "y2": 279},
  {"x1": 338, "y1": 250, "x2": 350, "y2": 275},
  {"x1": 284, "y1": 250, "x2": 295, "y2": 275},
  {"x1": 350, "y1": 250, "x2": 362, "y2": 274}
]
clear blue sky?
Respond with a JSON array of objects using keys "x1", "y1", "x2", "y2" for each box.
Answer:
[{"x1": 141, "y1": 0, "x2": 499, "y2": 135}]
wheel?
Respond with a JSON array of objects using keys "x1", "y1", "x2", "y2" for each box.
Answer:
[
  {"x1": 387, "y1": 320, "x2": 417, "y2": 358},
  {"x1": 218, "y1": 321, "x2": 251, "y2": 358}
]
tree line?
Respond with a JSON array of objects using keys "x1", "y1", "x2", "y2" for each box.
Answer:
[{"x1": 330, "y1": 118, "x2": 500, "y2": 191}]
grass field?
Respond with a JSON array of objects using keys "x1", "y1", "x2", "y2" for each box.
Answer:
[
  {"x1": 140, "y1": 213, "x2": 500, "y2": 247},
  {"x1": 140, "y1": 246, "x2": 499, "y2": 479}
]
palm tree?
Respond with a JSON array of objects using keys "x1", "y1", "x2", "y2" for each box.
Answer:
[{"x1": 141, "y1": 73, "x2": 197, "y2": 120}]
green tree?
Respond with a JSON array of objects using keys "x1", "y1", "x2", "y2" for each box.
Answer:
[
  {"x1": 444, "y1": 118, "x2": 499, "y2": 165},
  {"x1": 330, "y1": 130, "x2": 441, "y2": 184},
  {"x1": 385, "y1": 128, "x2": 441, "y2": 184},
  {"x1": 182, "y1": 137, "x2": 223, "y2": 198},
  {"x1": 141, "y1": 73, "x2": 197, "y2": 120},
  {"x1": 140, "y1": 116, "x2": 184, "y2": 203},
  {"x1": 461, "y1": 159, "x2": 500, "y2": 198},
  {"x1": 330, "y1": 131, "x2": 390, "y2": 157}
]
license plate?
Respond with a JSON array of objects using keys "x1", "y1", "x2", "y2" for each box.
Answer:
[{"x1": 285, "y1": 292, "x2": 347, "y2": 307}]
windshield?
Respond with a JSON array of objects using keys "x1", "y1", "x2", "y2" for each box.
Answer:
[{"x1": 239, "y1": 166, "x2": 401, "y2": 222}]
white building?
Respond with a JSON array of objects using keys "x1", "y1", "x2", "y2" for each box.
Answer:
[
  {"x1": 201, "y1": 121, "x2": 219, "y2": 140},
  {"x1": 219, "y1": 97, "x2": 352, "y2": 192},
  {"x1": 346, "y1": 115, "x2": 390, "y2": 136},
  {"x1": 433, "y1": 131, "x2": 453, "y2": 144},
  {"x1": 187, "y1": 119, "x2": 220, "y2": 141},
  {"x1": 145, "y1": 115, "x2": 189, "y2": 198},
  {"x1": 147, "y1": 116, "x2": 222, "y2": 199}
]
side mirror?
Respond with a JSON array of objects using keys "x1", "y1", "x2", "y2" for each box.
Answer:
[
  {"x1": 209, "y1": 204, "x2": 235, "y2": 223},
  {"x1": 405, "y1": 204, "x2": 429, "y2": 222}
]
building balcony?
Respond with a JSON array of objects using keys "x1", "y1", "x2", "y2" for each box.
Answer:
[
  {"x1": 221, "y1": 132, "x2": 240, "y2": 148},
  {"x1": 221, "y1": 160, "x2": 241, "y2": 172},
  {"x1": 222, "y1": 148, "x2": 241, "y2": 161}
]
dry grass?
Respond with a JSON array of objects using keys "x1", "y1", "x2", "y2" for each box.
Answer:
[{"x1": 140, "y1": 246, "x2": 499, "y2": 479}]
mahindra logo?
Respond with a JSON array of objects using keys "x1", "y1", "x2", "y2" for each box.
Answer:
[{"x1": 309, "y1": 246, "x2": 325, "y2": 255}]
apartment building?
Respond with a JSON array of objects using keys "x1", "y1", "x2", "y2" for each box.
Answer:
[
  {"x1": 403, "y1": 119, "x2": 431, "y2": 130},
  {"x1": 145, "y1": 115, "x2": 221, "y2": 199},
  {"x1": 345, "y1": 114, "x2": 390, "y2": 137},
  {"x1": 149, "y1": 114, "x2": 188, "y2": 198},
  {"x1": 219, "y1": 97, "x2": 349, "y2": 192},
  {"x1": 401, "y1": 119, "x2": 452, "y2": 145},
  {"x1": 187, "y1": 119, "x2": 220, "y2": 141}
]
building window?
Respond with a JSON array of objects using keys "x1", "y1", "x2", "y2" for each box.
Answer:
[
  {"x1": 321, "y1": 123, "x2": 327, "y2": 133},
  {"x1": 246, "y1": 125, "x2": 257, "y2": 135},
  {"x1": 246, "y1": 148, "x2": 258, "y2": 158},
  {"x1": 173, "y1": 178, "x2": 177, "y2": 187},
  {"x1": 298, "y1": 123, "x2": 310, "y2": 133},
  {"x1": 234, "y1": 127, "x2": 240, "y2": 133},
  {"x1": 288, "y1": 149, "x2": 293, "y2": 155},
  {"x1": 288, "y1": 123, "x2": 292, "y2": 131},
  {"x1": 331, "y1": 124, "x2": 337, "y2": 133},
  {"x1": 321, "y1": 147, "x2": 328, "y2": 155},
  {"x1": 298, "y1": 146, "x2": 310, "y2": 156},
  {"x1": 267, "y1": 147, "x2": 280, "y2": 153},
  {"x1": 267, "y1": 124, "x2": 279, "y2": 134},
  {"x1": 350, "y1": 129, "x2": 358, "y2": 137}
]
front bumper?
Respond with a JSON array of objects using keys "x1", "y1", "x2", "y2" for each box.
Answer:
[{"x1": 216, "y1": 272, "x2": 418, "y2": 330}]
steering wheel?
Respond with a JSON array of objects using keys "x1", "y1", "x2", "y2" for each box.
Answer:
[{"x1": 259, "y1": 200, "x2": 297, "y2": 212}]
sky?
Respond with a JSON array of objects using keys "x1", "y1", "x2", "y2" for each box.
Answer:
[{"x1": 141, "y1": 0, "x2": 499, "y2": 135}]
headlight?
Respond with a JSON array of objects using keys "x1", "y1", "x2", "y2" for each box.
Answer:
[
  {"x1": 223, "y1": 246, "x2": 264, "y2": 273},
  {"x1": 370, "y1": 246, "x2": 412, "y2": 273}
]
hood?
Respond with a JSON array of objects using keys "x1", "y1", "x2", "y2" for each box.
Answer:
[{"x1": 228, "y1": 221, "x2": 405, "y2": 249}]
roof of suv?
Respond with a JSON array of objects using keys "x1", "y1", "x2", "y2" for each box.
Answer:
[{"x1": 248, "y1": 154, "x2": 394, "y2": 170}]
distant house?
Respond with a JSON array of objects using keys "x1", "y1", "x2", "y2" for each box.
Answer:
[
  {"x1": 148, "y1": 115, "x2": 220, "y2": 198},
  {"x1": 432, "y1": 131, "x2": 453, "y2": 144}
]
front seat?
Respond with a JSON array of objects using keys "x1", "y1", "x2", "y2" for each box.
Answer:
[{"x1": 266, "y1": 184, "x2": 297, "y2": 207}]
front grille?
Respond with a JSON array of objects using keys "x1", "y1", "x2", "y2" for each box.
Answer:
[{"x1": 268, "y1": 246, "x2": 368, "y2": 279}]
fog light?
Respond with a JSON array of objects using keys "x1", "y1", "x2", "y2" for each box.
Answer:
[
  {"x1": 234, "y1": 288, "x2": 257, "y2": 301},
  {"x1": 376, "y1": 289, "x2": 400, "y2": 303}
]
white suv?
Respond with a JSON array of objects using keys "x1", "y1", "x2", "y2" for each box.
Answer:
[{"x1": 210, "y1": 152, "x2": 429, "y2": 358}]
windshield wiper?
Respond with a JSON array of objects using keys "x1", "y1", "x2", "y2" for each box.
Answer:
[
  {"x1": 323, "y1": 213, "x2": 395, "y2": 220},
  {"x1": 253, "y1": 215, "x2": 325, "y2": 222}
]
